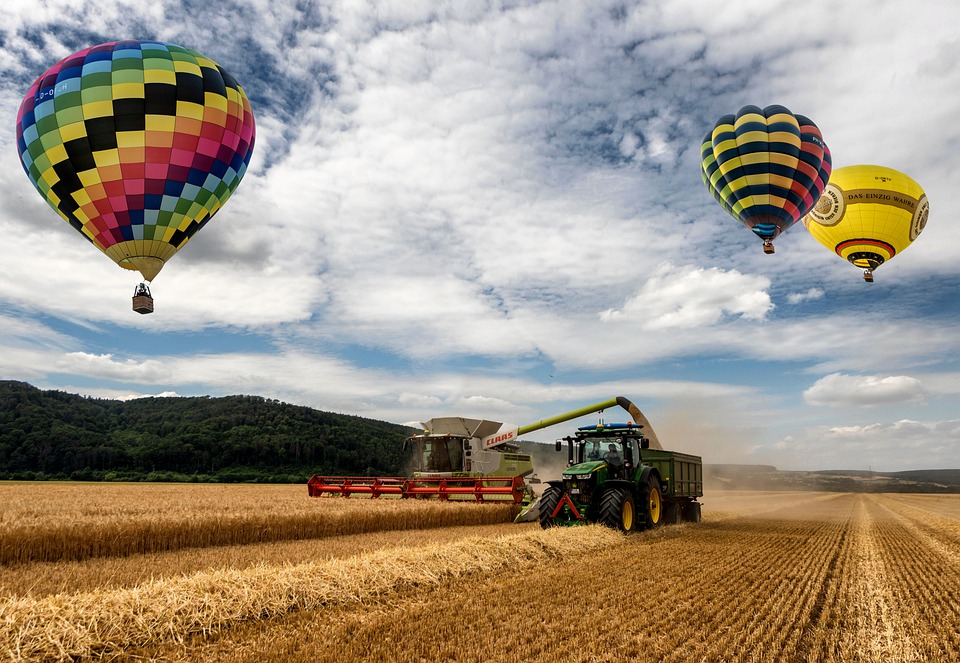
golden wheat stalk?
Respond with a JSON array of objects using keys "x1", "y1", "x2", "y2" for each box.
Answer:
[
  {"x1": 0, "y1": 499, "x2": 518, "y2": 565},
  {"x1": 0, "y1": 526, "x2": 622, "y2": 661}
]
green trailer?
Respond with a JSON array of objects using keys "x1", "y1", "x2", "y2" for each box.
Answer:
[{"x1": 537, "y1": 422, "x2": 702, "y2": 531}]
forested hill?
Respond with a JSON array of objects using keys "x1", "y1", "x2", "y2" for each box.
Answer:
[{"x1": 0, "y1": 380, "x2": 413, "y2": 482}]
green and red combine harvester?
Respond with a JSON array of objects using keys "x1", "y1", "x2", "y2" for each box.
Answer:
[
  {"x1": 308, "y1": 396, "x2": 664, "y2": 506},
  {"x1": 533, "y1": 420, "x2": 703, "y2": 531}
]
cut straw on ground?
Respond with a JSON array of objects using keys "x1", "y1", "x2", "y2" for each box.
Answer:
[{"x1": 0, "y1": 525, "x2": 623, "y2": 661}]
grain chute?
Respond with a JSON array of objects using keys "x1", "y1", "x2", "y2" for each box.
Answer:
[{"x1": 308, "y1": 396, "x2": 652, "y2": 503}]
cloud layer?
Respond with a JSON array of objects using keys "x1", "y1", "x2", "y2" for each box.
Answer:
[
  {"x1": 804, "y1": 374, "x2": 927, "y2": 408},
  {"x1": 1, "y1": 0, "x2": 959, "y2": 470}
]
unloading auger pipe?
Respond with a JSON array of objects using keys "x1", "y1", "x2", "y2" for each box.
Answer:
[
  {"x1": 516, "y1": 398, "x2": 618, "y2": 435},
  {"x1": 516, "y1": 396, "x2": 662, "y2": 450}
]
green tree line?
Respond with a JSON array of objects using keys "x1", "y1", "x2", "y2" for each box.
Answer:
[{"x1": 0, "y1": 381, "x2": 412, "y2": 483}]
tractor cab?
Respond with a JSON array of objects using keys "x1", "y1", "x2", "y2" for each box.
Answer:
[{"x1": 557, "y1": 423, "x2": 650, "y2": 481}]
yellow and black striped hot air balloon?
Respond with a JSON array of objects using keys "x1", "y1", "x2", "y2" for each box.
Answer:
[
  {"x1": 803, "y1": 165, "x2": 929, "y2": 282},
  {"x1": 700, "y1": 105, "x2": 832, "y2": 254}
]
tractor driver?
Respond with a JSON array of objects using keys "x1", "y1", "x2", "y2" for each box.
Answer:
[{"x1": 604, "y1": 444, "x2": 623, "y2": 466}]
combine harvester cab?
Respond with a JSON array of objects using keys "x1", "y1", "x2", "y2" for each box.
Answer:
[
  {"x1": 308, "y1": 397, "x2": 649, "y2": 505},
  {"x1": 401, "y1": 416, "x2": 534, "y2": 503},
  {"x1": 534, "y1": 420, "x2": 703, "y2": 531}
]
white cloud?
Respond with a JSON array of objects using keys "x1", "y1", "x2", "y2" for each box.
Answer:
[
  {"x1": 57, "y1": 353, "x2": 173, "y2": 383},
  {"x1": 786, "y1": 288, "x2": 824, "y2": 305},
  {"x1": 911, "y1": 373, "x2": 960, "y2": 396},
  {"x1": 804, "y1": 373, "x2": 927, "y2": 407},
  {"x1": 822, "y1": 420, "x2": 933, "y2": 440},
  {"x1": 397, "y1": 393, "x2": 443, "y2": 409},
  {"x1": 600, "y1": 263, "x2": 773, "y2": 328},
  {"x1": 760, "y1": 418, "x2": 960, "y2": 471},
  {"x1": 58, "y1": 387, "x2": 183, "y2": 401}
]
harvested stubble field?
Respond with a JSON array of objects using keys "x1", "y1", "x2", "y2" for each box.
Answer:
[{"x1": 2, "y1": 485, "x2": 960, "y2": 662}]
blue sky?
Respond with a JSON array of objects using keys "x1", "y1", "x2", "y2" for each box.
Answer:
[{"x1": 1, "y1": 0, "x2": 959, "y2": 471}]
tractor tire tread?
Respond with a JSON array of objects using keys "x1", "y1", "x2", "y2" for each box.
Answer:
[
  {"x1": 539, "y1": 486, "x2": 563, "y2": 529},
  {"x1": 599, "y1": 487, "x2": 634, "y2": 532}
]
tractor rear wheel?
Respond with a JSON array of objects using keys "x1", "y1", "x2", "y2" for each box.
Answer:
[
  {"x1": 599, "y1": 488, "x2": 636, "y2": 532},
  {"x1": 538, "y1": 486, "x2": 563, "y2": 529},
  {"x1": 642, "y1": 478, "x2": 663, "y2": 529}
]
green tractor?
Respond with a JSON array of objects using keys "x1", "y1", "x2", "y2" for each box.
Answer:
[{"x1": 539, "y1": 422, "x2": 702, "y2": 531}]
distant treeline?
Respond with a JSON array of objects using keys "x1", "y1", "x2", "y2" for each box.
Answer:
[{"x1": 0, "y1": 381, "x2": 412, "y2": 483}]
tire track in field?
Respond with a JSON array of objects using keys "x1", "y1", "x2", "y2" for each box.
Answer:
[
  {"x1": 883, "y1": 494, "x2": 960, "y2": 520},
  {"x1": 864, "y1": 494, "x2": 960, "y2": 660},
  {"x1": 847, "y1": 495, "x2": 921, "y2": 661},
  {"x1": 789, "y1": 495, "x2": 856, "y2": 662},
  {"x1": 656, "y1": 519, "x2": 815, "y2": 661},
  {"x1": 661, "y1": 493, "x2": 854, "y2": 662},
  {"x1": 870, "y1": 494, "x2": 960, "y2": 568}
]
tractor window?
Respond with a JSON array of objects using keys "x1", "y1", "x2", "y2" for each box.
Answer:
[
  {"x1": 602, "y1": 443, "x2": 623, "y2": 465},
  {"x1": 584, "y1": 440, "x2": 602, "y2": 462}
]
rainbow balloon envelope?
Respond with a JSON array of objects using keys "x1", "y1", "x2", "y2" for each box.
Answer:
[{"x1": 15, "y1": 40, "x2": 255, "y2": 284}]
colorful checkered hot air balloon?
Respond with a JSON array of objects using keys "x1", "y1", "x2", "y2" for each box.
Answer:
[
  {"x1": 15, "y1": 40, "x2": 255, "y2": 313},
  {"x1": 803, "y1": 165, "x2": 929, "y2": 282},
  {"x1": 700, "y1": 105, "x2": 831, "y2": 254}
]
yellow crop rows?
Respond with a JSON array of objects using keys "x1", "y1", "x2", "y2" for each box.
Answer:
[
  {"x1": 0, "y1": 482, "x2": 516, "y2": 565},
  {"x1": 1, "y1": 485, "x2": 959, "y2": 662}
]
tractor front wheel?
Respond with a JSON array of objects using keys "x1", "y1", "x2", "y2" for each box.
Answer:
[
  {"x1": 599, "y1": 488, "x2": 636, "y2": 532},
  {"x1": 538, "y1": 486, "x2": 563, "y2": 529},
  {"x1": 643, "y1": 478, "x2": 663, "y2": 529}
]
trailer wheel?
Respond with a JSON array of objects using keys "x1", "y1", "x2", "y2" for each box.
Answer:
[
  {"x1": 681, "y1": 501, "x2": 702, "y2": 523},
  {"x1": 643, "y1": 478, "x2": 663, "y2": 529},
  {"x1": 538, "y1": 486, "x2": 563, "y2": 529},
  {"x1": 599, "y1": 488, "x2": 635, "y2": 532},
  {"x1": 663, "y1": 502, "x2": 681, "y2": 525}
]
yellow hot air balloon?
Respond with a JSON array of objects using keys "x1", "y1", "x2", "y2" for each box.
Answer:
[{"x1": 803, "y1": 165, "x2": 928, "y2": 281}]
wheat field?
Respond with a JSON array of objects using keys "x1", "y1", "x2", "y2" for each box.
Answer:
[
  {"x1": 2, "y1": 484, "x2": 959, "y2": 662},
  {"x1": 0, "y1": 482, "x2": 516, "y2": 565}
]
